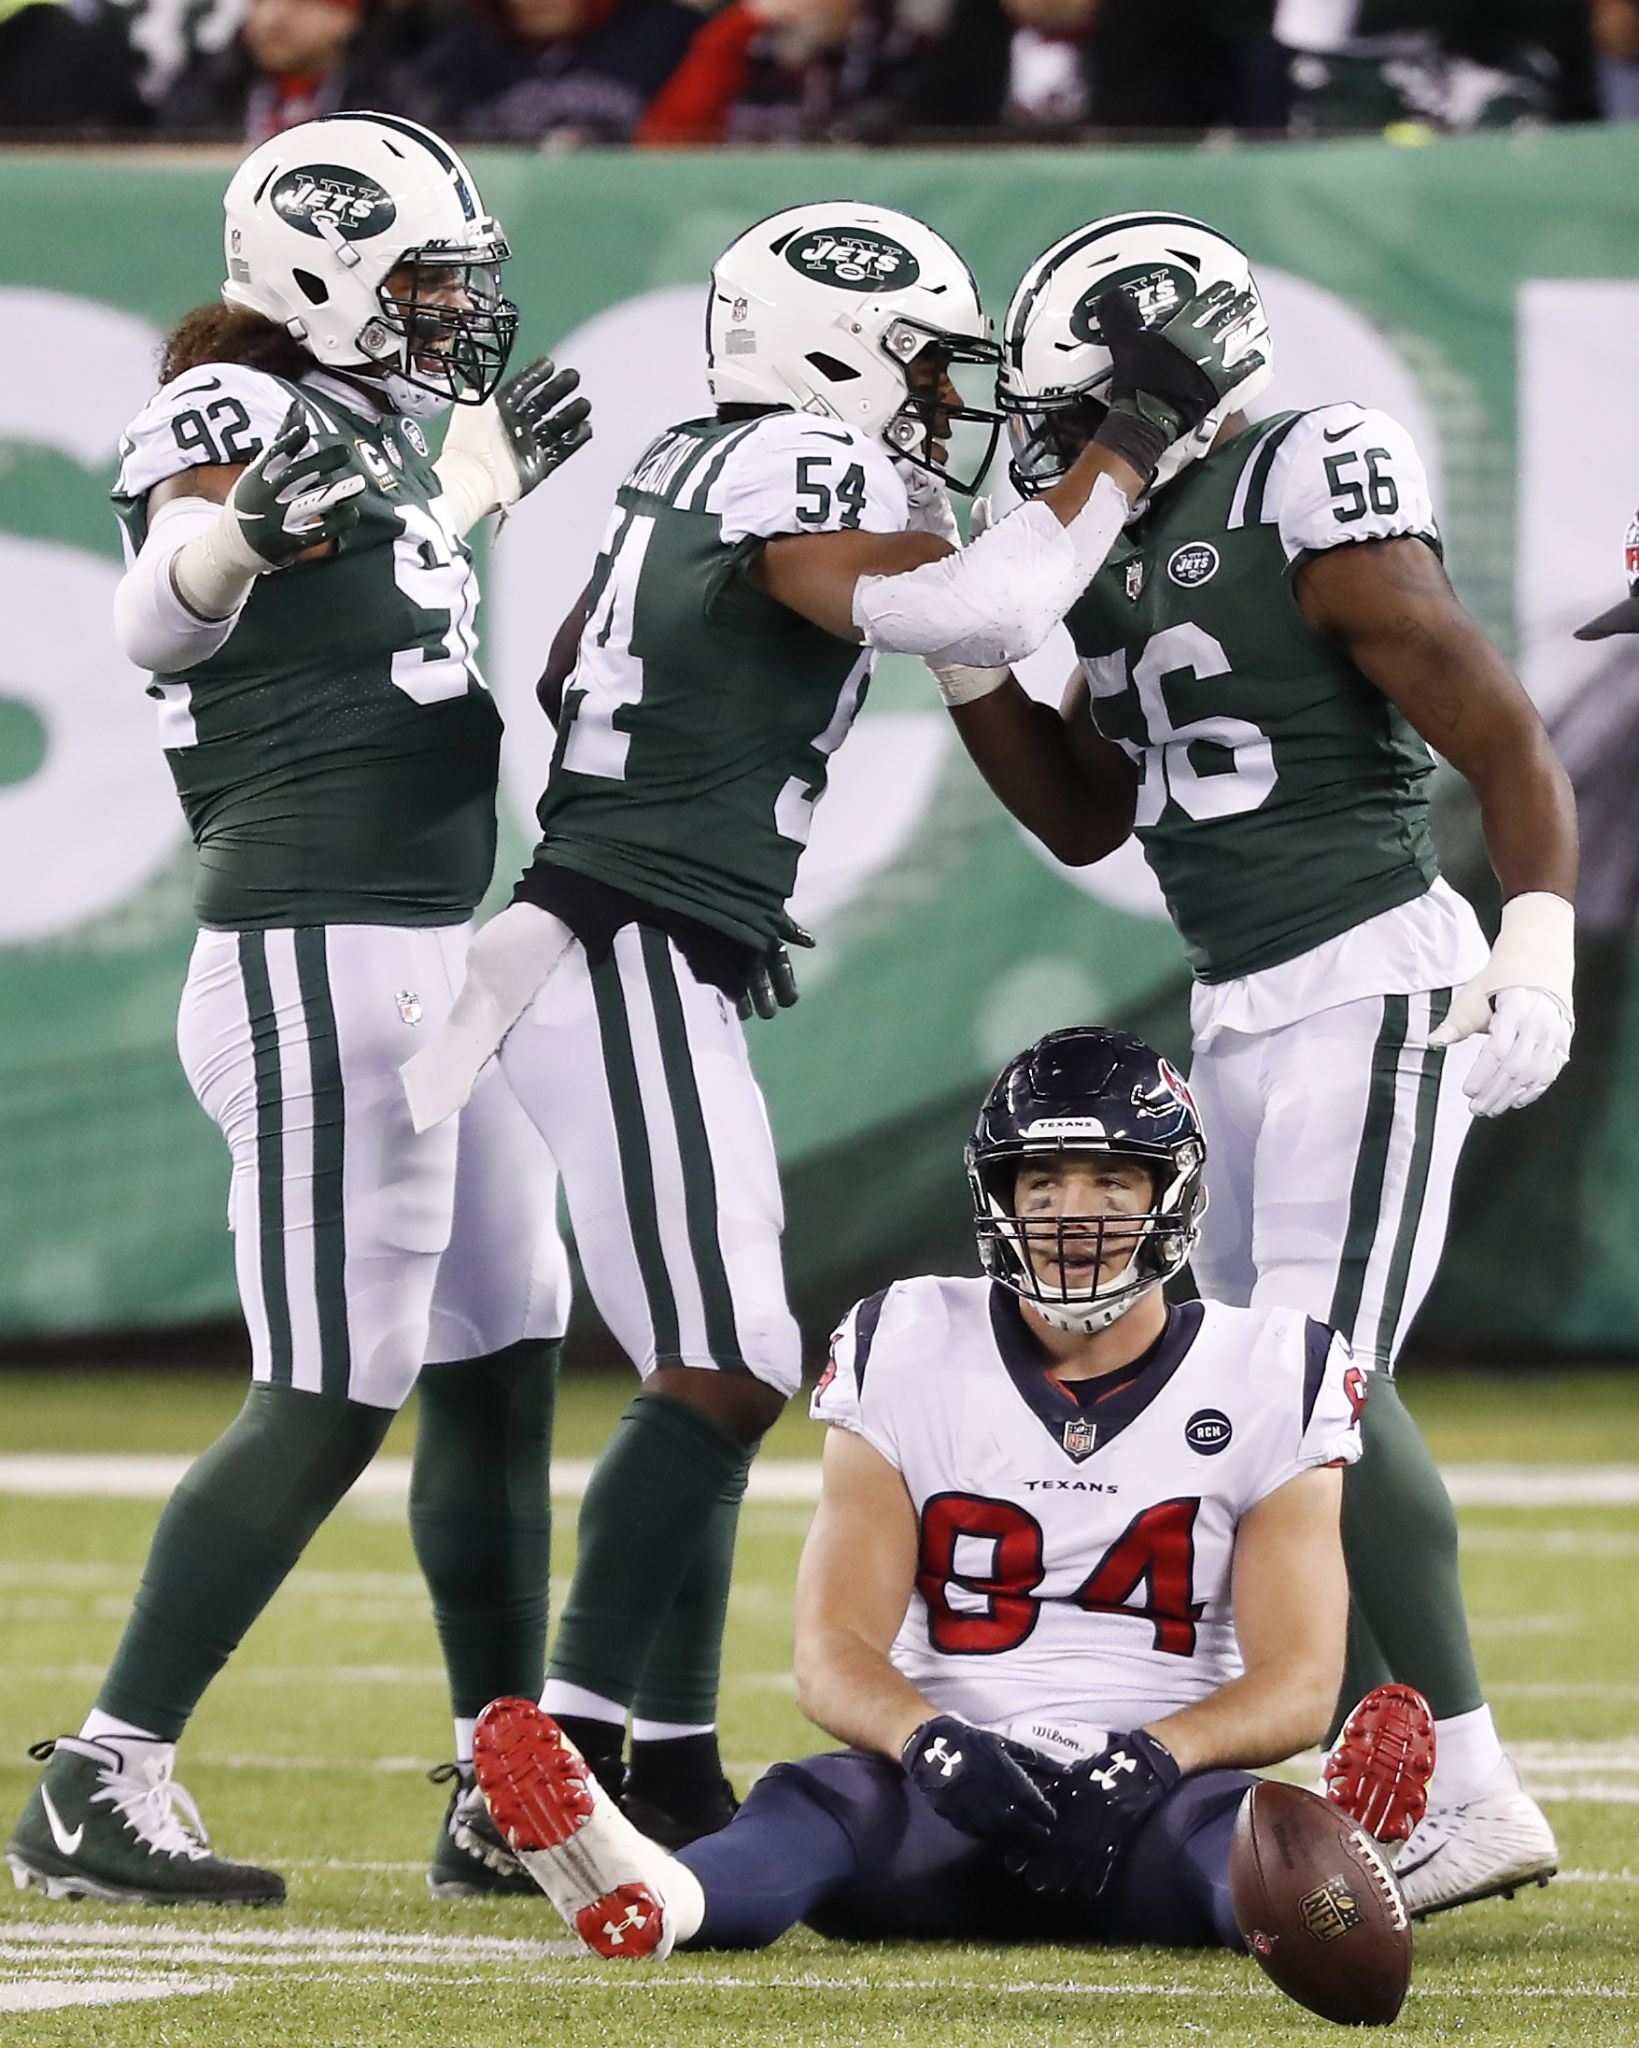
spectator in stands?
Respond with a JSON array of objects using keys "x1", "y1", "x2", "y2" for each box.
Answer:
[
  {"x1": 0, "y1": 0, "x2": 147, "y2": 129},
  {"x1": 1275, "y1": 0, "x2": 1598, "y2": 133},
  {"x1": 406, "y1": 0, "x2": 705, "y2": 144},
  {"x1": 156, "y1": 0, "x2": 435, "y2": 139},
  {"x1": 1591, "y1": 0, "x2": 1639, "y2": 114}
]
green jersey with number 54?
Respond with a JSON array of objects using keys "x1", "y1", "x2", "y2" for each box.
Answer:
[
  {"x1": 529, "y1": 411, "x2": 908, "y2": 950},
  {"x1": 114, "y1": 362, "x2": 501, "y2": 931},
  {"x1": 1064, "y1": 404, "x2": 1442, "y2": 983}
]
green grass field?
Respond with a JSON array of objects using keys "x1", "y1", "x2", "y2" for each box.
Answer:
[{"x1": 1, "y1": 1366, "x2": 1636, "y2": 2046}]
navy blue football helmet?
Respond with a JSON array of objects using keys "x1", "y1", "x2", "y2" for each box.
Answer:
[{"x1": 965, "y1": 1026, "x2": 1207, "y2": 1332}]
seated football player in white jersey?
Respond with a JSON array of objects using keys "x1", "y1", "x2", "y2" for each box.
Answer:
[{"x1": 466, "y1": 1027, "x2": 1434, "y2": 1964}]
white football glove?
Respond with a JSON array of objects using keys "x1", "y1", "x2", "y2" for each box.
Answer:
[
  {"x1": 1428, "y1": 892, "x2": 1575, "y2": 1117},
  {"x1": 897, "y1": 461, "x2": 961, "y2": 548}
]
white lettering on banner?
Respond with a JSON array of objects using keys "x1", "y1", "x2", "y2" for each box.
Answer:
[{"x1": 0, "y1": 291, "x2": 184, "y2": 941}]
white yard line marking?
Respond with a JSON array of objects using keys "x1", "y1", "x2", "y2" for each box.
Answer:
[
  {"x1": 0, "y1": 1975, "x2": 232, "y2": 2011},
  {"x1": 2, "y1": 1456, "x2": 1635, "y2": 1508}
]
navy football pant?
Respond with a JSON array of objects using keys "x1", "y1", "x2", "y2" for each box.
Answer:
[{"x1": 678, "y1": 1749, "x2": 1255, "y2": 1950}]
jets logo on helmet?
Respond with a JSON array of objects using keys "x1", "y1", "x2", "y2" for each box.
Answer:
[
  {"x1": 1001, "y1": 211, "x2": 1274, "y2": 499},
  {"x1": 221, "y1": 112, "x2": 518, "y2": 419},
  {"x1": 706, "y1": 202, "x2": 1001, "y2": 493},
  {"x1": 966, "y1": 1027, "x2": 1207, "y2": 1336}
]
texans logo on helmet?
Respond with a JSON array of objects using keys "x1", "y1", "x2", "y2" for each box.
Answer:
[{"x1": 1158, "y1": 1058, "x2": 1198, "y2": 1119}]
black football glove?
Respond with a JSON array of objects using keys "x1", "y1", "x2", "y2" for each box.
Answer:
[
  {"x1": 226, "y1": 401, "x2": 367, "y2": 570},
  {"x1": 492, "y1": 355, "x2": 593, "y2": 498},
  {"x1": 902, "y1": 1714, "x2": 1059, "y2": 1848},
  {"x1": 1093, "y1": 281, "x2": 1267, "y2": 483},
  {"x1": 1014, "y1": 1728, "x2": 1180, "y2": 1901},
  {"x1": 736, "y1": 917, "x2": 814, "y2": 1023}
]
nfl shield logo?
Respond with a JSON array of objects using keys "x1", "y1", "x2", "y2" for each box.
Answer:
[
  {"x1": 1062, "y1": 1416, "x2": 1097, "y2": 1460},
  {"x1": 1124, "y1": 559, "x2": 1145, "y2": 601},
  {"x1": 396, "y1": 989, "x2": 423, "y2": 1026}
]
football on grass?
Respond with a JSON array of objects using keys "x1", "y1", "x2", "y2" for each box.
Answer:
[{"x1": 1229, "y1": 1779, "x2": 1413, "y2": 2026}]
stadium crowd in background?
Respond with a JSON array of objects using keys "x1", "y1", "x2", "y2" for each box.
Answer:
[{"x1": 0, "y1": 0, "x2": 1627, "y2": 141}]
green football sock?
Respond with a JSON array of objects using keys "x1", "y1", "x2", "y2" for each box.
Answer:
[
  {"x1": 1339, "y1": 1374, "x2": 1485, "y2": 1723},
  {"x1": 1331, "y1": 1603, "x2": 1394, "y2": 1745},
  {"x1": 98, "y1": 1384, "x2": 392, "y2": 1739},
  {"x1": 631, "y1": 1457, "x2": 751, "y2": 1727},
  {"x1": 409, "y1": 1339, "x2": 558, "y2": 1719},
  {"x1": 548, "y1": 1391, "x2": 751, "y2": 1711}
]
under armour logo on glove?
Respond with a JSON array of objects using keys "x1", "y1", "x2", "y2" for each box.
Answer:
[
  {"x1": 902, "y1": 1715, "x2": 1059, "y2": 1847},
  {"x1": 1014, "y1": 1728, "x2": 1180, "y2": 1903}
]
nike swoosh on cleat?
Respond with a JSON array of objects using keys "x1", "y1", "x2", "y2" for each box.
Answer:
[{"x1": 40, "y1": 1787, "x2": 84, "y2": 1857}]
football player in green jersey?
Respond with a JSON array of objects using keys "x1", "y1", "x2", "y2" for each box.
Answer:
[
  {"x1": 6, "y1": 114, "x2": 592, "y2": 1909},
  {"x1": 403, "y1": 200, "x2": 1269, "y2": 1848},
  {"x1": 939, "y1": 210, "x2": 1577, "y2": 1919}
]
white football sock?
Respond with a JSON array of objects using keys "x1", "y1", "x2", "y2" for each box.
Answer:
[
  {"x1": 540, "y1": 1681, "x2": 626, "y2": 1725},
  {"x1": 454, "y1": 1717, "x2": 476, "y2": 1766},
  {"x1": 1430, "y1": 1704, "x2": 1504, "y2": 1802},
  {"x1": 631, "y1": 1719, "x2": 715, "y2": 1743},
  {"x1": 79, "y1": 1710, "x2": 165, "y2": 1750}
]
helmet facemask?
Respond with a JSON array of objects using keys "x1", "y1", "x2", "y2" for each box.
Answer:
[
  {"x1": 877, "y1": 317, "x2": 1003, "y2": 497},
  {"x1": 362, "y1": 245, "x2": 518, "y2": 415},
  {"x1": 1000, "y1": 386, "x2": 1108, "y2": 499},
  {"x1": 969, "y1": 1141, "x2": 1204, "y2": 1335}
]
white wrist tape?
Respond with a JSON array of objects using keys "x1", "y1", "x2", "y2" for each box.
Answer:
[
  {"x1": 925, "y1": 659, "x2": 1010, "y2": 707},
  {"x1": 1476, "y1": 892, "x2": 1575, "y2": 1013},
  {"x1": 1429, "y1": 890, "x2": 1575, "y2": 1048},
  {"x1": 852, "y1": 473, "x2": 1129, "y2": 667},
  {"x1": 114, "y1": 495, "x2": 257, "y2": 674},
  {"x1": 434, "y1": 401, "x2": 516, "y2": 536}
]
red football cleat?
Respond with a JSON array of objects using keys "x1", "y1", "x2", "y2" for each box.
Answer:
[
  {"x1": 1324, "y1": 1683, "x2": 1437, "y2": 1844},
  {"x1": 472, "y1": 1697, "x2": 674, "y2": 1960}
]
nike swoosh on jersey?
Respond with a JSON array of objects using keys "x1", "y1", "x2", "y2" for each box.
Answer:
[
  {"x1": 40, "y1": 1786, "x2": 84, "y2": 1857},
  {"x1": 804, "y1": 430, "x2": 857, "y2": 444},
  {"x1": 1321, "y1": 421, "x2": 1361, "y2": 442},
  {"x1": 170, "y1": 377, "x2": 224, "y2": 400}
]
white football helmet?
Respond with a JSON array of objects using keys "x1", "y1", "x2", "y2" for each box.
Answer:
[
  {"x1": 706, "y1": 202, "x2": 1001, "y2": 491},
  {"x1": 222, "y1": 111, "x2": 517, "y2": 418},
  {"x1": 1000, "y1": 211, "x2": 1274, "y2": 499}
]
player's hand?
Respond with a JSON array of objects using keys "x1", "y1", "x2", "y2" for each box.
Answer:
[
  {"x1": 897, "y1": 461, "x2": 961, "y2": 548},
  {"x1": 226, "y1": 401, "x2": 367, "y2": 570},
  {"x1": 1427, "y1": 892, "x2": 1575, "y2": 1115},
  {"x1": 1094, "y1": 281, "x2": 1267, "y2": 479},
  {"x1": 902, "y1": 1715, "x2": 1059, "y2": 1847},
  {"x1": 441, "y1": 356, "x2": 592, "y2": 518},
  {"x1": 1014, "y1": 1728, "x2": 1179, "y2": 1900},
  {"x1": 492, "y1": 355, "x2": 593, "y2": 498},
  {"x1": 1446, "y1": 986, "x2": 1573, "y2": 1117},
  {"x1": 736, "y1": 917, "x2": 814, "y2": 1023}
]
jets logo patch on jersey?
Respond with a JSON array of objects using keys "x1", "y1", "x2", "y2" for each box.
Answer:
[
  {"x1": 1167, "y1": 541, "x2": 1220, "y2": 588},
  {"x1": 1185, "y1": 1408, "x2": 1233, "y2": 1455}
]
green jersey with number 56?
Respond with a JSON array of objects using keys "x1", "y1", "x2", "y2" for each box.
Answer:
[
  {"x1": 1064, "y1": 404, "x2": 1442, "y2": 983},
  {"x1": 114, "y1": 362, "x2": 501, "y2": 931},
  {"x1": 529, "y1": 411, "x2": 908, "y2": 950}
]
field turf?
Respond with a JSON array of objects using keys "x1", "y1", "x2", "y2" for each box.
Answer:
[{"x1": 1, "y1": 1364, "x2": 1635, "y2": 2045}]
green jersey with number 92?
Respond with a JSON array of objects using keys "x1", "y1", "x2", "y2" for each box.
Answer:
[
  {"x1": 1064, "y1": 404, "x2": 1442, "y2": 983},
  {"x1": 528, "y1": 411, "x2": 908, "y2": 951},
  {"x1": 114, "y1": 362, "x2": 501, "y2": 931}
]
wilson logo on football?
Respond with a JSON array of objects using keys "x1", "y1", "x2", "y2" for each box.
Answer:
[
  {"x1": 1185, "y1": 1408, "x2": 1233, "y2": 1455},
  {"x1": 785, "y1": 231, "x2": 920, "y2": 292}
]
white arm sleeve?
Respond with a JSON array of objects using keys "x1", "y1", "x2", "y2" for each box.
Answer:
[
  {"x1": 851, "y1": 472, "x2": 1130, "y2": 666},
  {"x1": 113, "y1": 495, "x2": 255, "y2": 674}
]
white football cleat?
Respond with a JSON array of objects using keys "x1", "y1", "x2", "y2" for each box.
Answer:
[
  {"x1": 1393, "y1": 1753, "x2": 1557, "y2": 1918},
  {"x1": 473, "y1": 1697, "x2": 700, "y2": 1959}
]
